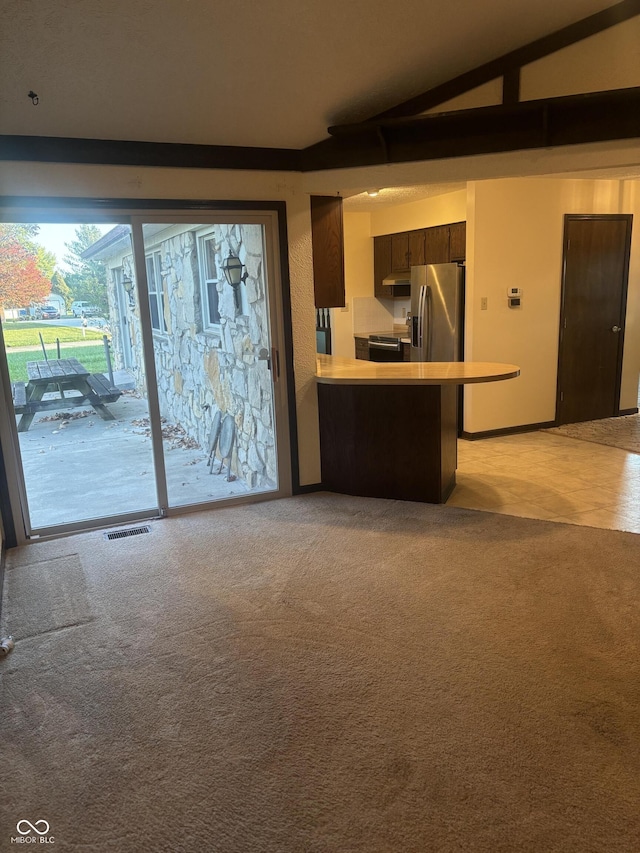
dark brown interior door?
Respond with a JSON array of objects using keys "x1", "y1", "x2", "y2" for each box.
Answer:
[{"x1": 556, "y1": 215, "x2": 632, "y2": 425}]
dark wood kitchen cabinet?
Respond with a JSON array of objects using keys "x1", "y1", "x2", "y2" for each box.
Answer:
[
  {"x1": 355, "y1": 336, "x2": 369, "y2": 360},
  {"x1": 391, "y1": 233, "x2": 409, "y2": 269},
  {"x1": 373, "y1": 234, "x2": 392, "y2": 298},
  {"x1": 448, "y1": 222, "x2": 467, "y2": 262},
  {"x1": 373, "y1": 222, "x2": 467, "y2": 299},
  {"x1": 310, "y1": 195, "x2": 345, "y2": 308},
  {"x1": 374, "y1": 222, "x2": 466, "y2": 300},
  {"x1": 425, "y1": 225, "x2": 451, "y2": 264},
  {"x1": 391, "y1": 230, "x2": 427, "y2": 269},
  {"x1": 425, "y1": 221, "x2": 466, "y2": 263},
  {"x1": 374, "y1": 235, "x2": 410, "y2": 299},
  {"x1": 409, "y1": 230, "x2": 426, "y2": 266},
  {"x1": 374, "y1": 231, "x2": 427, "y2": 299}
]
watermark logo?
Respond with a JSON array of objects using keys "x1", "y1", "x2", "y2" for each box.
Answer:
[
  {"x1": 17, "y1": 822, "x2": 49, "y2": 836},
  {"x1": 11, "y1": 819, "x2": 54, "y2": 844}
]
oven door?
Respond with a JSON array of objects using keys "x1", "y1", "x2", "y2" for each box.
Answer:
[{"x1": 368, "y1": 337, "x2": 403, "y2": 362}]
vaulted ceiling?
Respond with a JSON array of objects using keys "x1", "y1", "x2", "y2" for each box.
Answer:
[{"x1": 0, "y1": 0, "x2": 621, "y2": 150}]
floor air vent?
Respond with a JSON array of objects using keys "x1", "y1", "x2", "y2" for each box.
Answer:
[{"x1": 104, "y1": 525, "x2": 152, "y2": 541}]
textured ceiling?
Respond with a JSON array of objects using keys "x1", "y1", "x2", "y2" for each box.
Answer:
[
  {"x1": 342, "y1": 183, "x2": 466, "y2": 210},
  {"x1": 0, "y1": 0, "x2": 618, "y2": 149}
]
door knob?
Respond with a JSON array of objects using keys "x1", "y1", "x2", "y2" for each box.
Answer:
[
  {"x1": 611, "y1": 325, "x2": 622, "y2": 333},
  {"x1": 258, "y1": 347, "x2": 271, "y2": 368}
]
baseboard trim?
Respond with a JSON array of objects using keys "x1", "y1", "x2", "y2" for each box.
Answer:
[
  {"x1": 619, "y1": 407, "x2": 639, "y2": 416},
  {"x1": 461, "y1": 421, "x2": 556, "y2": 441},
  {"x1": 292, "y1": 483, "x2": 324, "y2": 494}
]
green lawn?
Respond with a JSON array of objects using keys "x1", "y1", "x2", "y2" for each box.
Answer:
[
  {"x1": 6, "y1": 345, "x2": 109, "y2": 382},
  {"x1": 2, "y1": 322, "x2": 105, "y2": 347}
]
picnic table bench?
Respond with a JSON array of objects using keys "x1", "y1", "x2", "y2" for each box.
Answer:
[{"x1": 11, "y1": 358, "x2": 122, "y2": 432}]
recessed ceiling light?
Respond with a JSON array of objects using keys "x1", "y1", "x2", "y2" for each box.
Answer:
[{"x1": 366, "y1": 189, "x2": 381, "y2": 197}]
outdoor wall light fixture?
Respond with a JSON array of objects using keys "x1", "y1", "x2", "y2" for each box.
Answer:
[
  {"x1": 122, "y1": 272, "x2": 135, "y2": 306},
  {"x1": 221, "y1": 253, "x2": 248, "y2": 289}
]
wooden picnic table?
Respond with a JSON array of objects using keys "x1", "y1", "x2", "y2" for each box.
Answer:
[{"x1": 12, "y1": 358, "x2": 122, "y2": 432}]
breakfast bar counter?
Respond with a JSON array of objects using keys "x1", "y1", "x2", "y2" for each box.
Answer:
[{"x1": 316, "y1": 355, "x2": 520, "y2": 504}]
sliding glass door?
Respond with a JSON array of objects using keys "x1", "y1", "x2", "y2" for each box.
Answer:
[
  {"x1": 0, "y1": 221, "x2": 158, "y2": 531},
  {"x1": 139, "y1": 219, "x2": 281, "y2": 509},
  {"x1": 0, "y1": 208, "x2": 290, "y2": 539}
]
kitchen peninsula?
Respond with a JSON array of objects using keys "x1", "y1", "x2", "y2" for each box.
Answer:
[{"x1": 316, "y1": 355, "x2": 520, "y2": 503}]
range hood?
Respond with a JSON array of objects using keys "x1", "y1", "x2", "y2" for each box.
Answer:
[{"x1": 382, "y1": 269, "x2": 411, "y2": 286}]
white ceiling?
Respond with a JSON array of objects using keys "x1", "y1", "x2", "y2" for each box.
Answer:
[
  {"x1": 342, "y1": 184, "x2": 466, "y2": 210},
  {"x1": 0, "y1": 0, "x2": 619, "y2": 150}
]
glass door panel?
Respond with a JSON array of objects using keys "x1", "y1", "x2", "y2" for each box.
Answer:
[
  {"x1": 0, "y1": 221, "x2": 158, "y2": 531},
  {"x1": 139, "y1": 220, "x2": 280, "y2": 508}
]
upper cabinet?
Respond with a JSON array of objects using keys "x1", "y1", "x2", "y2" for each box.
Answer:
[
  {"x1": 391, "y1": 232, "x2": 409, "y2": 269},
  {"x1": 310, "y1": 195, "x2": 345, "y2": 308},
  {"x1": 374, "y1": 234, "x2": 410, "y2": 298},
  {"x1": 424, "y1": 225, "x2": 450, "y2": 264},
  {"x1": 373, "y1": 221, "x2": 466, "y2": 299},
  {"x1": 408, "y1": 230, "x2": 426, "y2": 266},
  {"x1": 448, "y1": 222, "x2": 467, "y2": 262}
]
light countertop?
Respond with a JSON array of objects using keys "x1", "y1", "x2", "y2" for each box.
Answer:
[
  {"x1": 355, "y1": 328, "x2": 409, "y2": 340},
  {"x1": 316, "y1": 355, "x2": 520, "y2": 386}
]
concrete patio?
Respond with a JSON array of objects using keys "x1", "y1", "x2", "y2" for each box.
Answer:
[{"x1": 14, "y1": 378, "x2": 257, "y2": 529}]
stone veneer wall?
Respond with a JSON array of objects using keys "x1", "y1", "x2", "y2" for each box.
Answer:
[{"x1": 107, "y1": 223, "x2": 277, "y2": 490}]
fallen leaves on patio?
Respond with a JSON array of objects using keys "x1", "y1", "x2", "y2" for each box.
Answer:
[
  {"x1": 39, "y1": 410, "x2": 95, "y2": 422},
  {"x1": 37, "y1": 409, "x2": 96, "y2": 433},
  {"x1": 130, "y1": 417, "x2": 200, "y2": 450}
]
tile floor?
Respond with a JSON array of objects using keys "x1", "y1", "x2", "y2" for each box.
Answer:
[{"x1": 448, "y1": 431, "x2": 640, "y2": 534}]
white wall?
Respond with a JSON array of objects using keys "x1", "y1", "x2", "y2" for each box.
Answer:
[
  {"x1": 332, "y1": 212, "x2": 373, "y2": 358},
  {"x1": 370, "y1": 190, "x2": 467, "y2": 236},
  {"x1": 521, "y1": 16, "x2": 640, "y2": 101},
  {"x1": 0, "y1": 161, "x2": 322, "y2": 485},
  {"x1": 464, "y1": 177, "x2": 640, "y2": 433}
]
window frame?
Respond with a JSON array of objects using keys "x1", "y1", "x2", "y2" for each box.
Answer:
[
  {"x1": 145, "y1": 250, "x2": 168, "y2": 335},
  {"x1": 196, "y1": 229, "x2": 222, "y2": 332}
]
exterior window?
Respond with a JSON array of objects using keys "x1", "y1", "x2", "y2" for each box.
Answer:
[
  {"x1": 199, "y1": 236, "x2": 221, "y2": 328},
  {"x1": 145, "y1": 252, "x2": 167, "y2": 333}
]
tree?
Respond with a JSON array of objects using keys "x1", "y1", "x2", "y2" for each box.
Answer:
[
  {"x1": 64, "y1": 225, "x2": 108, "y2": 313},
  {"x1": 36, "y1": 245, "x2": 57, "y2": 281},
  {"x1": 51, "y1": 270, "x2": 72, "y2": 311},
  {"x1": 0, "y1": 225, "x2": 51, "y2": 309}
]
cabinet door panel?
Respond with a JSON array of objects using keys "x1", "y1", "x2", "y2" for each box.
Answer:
[
  {"x1": 408, "y1": 230, "x2": 426, "y2": 266},
  {"x1": 311, "y1": 195, "x2": 345, "y2": 307},
  {"x1": 391, "y1": 233, "x2": 409, "y2": 269},
  {"x1": 425, "y1": 225, "x2": 450, "y2": 264},
  {"x1": 355, "y1": 337, "x2": 370, "y2": 360},
  {"x1": 449, "y1": 222, "x2": 466, "y2": 262},
  {"x1": 374, "y1": 235, "x2": 393, "y2": 298}
]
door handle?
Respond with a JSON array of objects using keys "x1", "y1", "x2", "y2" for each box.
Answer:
[
  {"x1": 611, "y1": 325, "x2": 622, "y2": 333},
  {"x1": 258, "y1": 347, "x2": 279, "y2": 381}
]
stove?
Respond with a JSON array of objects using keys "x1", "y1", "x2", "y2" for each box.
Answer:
[{"x1": 368, "y1": 334, "x2": 404, "y2": 362}]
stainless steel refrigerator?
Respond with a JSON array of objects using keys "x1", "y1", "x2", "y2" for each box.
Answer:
[{"x1": 410, "y1": 263, "x2": 464, "y2": 362}]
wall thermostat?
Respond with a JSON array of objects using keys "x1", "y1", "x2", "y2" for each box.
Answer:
[{"x1": 507, "y1": 287, "x2": 522, "y2": 308}]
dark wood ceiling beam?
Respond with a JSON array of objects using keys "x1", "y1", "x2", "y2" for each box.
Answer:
[
  {"x1": 302, "y1": 87, "x2": 640, "y2": 172},
  {"x1": 1, "y1": 90, "x2": 639, "y2": 176},
  {"x1": 362, "y1": 0, "x2": 640, "y2": 122},
  {"x1": 502, "y1": 68, "x2": 521, "y2": 105},
  {"x1": 0, "y1": 135, "x2": 303, "y2": 172}
]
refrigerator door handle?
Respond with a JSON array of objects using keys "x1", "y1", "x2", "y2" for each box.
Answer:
[
  {"x1": 417, "y1": 285, "x2": 427, "y2": 352},
  {"x1": 411, "y1": 314, "x2": 419, "y2": 348},
  {"x1": 425, "y1": 285, "x2": 432, "y2": 360}
]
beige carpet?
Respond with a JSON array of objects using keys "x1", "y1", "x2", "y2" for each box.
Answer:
[
  {"x1": 4, "y1": 554, "x2": 93, "y2": 640},
  {"x1": 544, "y1": 412, "x2": 640, "y2": 453},
  {"x1": 1, "y1": 494, "x2": 640, "y2": 852}
]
